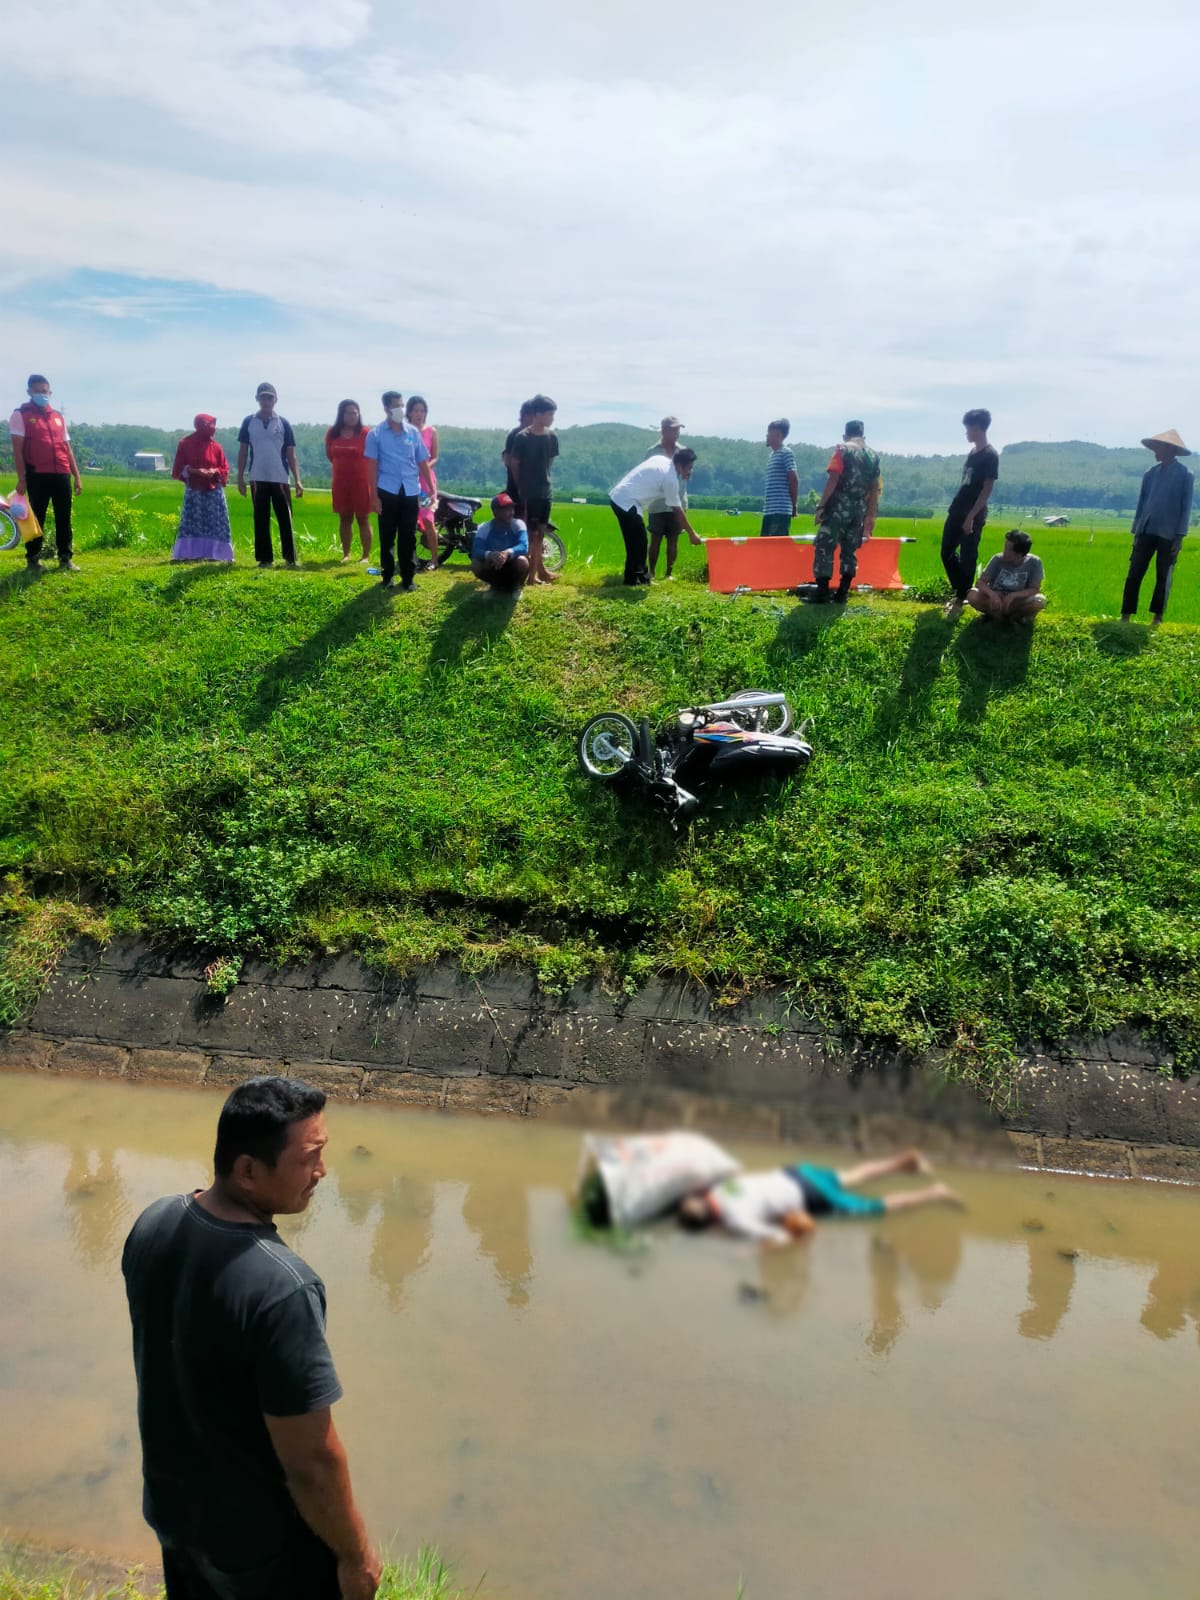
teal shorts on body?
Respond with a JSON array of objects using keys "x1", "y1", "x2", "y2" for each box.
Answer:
[{"x1": 788, "y1": 1163, "x2": 886, "y2": 1219}]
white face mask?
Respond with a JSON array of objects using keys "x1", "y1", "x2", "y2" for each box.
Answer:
[{"x1": 389, "y1": 406, "x2": 406, "y2": 423}]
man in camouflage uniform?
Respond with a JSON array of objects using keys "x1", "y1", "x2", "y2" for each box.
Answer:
[{"x1": 806, "y1": 420, "x2": 882, "y2": 604}]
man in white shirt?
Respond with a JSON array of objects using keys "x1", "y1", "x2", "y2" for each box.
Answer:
[
  {"x1": 608, "y1": 448, "x2": 701, "y2": 585},
  {"x1": 678, "y1": 1150, "x2": 960, "y2": 1243}
]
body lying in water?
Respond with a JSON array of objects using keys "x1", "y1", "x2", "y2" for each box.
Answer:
[{"x1": 678, "y1": 1149, "x2": 962, "y2": 1244}]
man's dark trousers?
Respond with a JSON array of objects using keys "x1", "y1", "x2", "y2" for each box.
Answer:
[
  {"x1": 250, "y1": 482, "x2": 296, "y2": 564},
  {"x1": 378, "y1": 490, "x2": 420, "y2": 585},
  {"x1": 161, "y1": 1530, "x2": 339, "y2": 1600},
  {"x1": 25, "y1": 466, "x2": 74, "y2": 564},
  {"x1": 611, "y1": 499, "x2": 650, "y2": 584},
  {"x1": 1121, "y1": 535, "x2": 1178, "y2": 618},
  {"x1": 941, "y1": 515, "x2": 983, "y2": 600}
]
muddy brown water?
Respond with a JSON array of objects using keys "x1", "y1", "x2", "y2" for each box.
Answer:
[{"x1": 1, "y1": 1074, "x2": 1197, "y2": 1600}]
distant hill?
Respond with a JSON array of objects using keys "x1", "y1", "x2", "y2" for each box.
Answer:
[{"x1": 5, "y1": 420, "x2": 1166, "y2": 512}]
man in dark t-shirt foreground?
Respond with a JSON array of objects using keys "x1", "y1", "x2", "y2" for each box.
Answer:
[
  {"x1": 942, "y1": 407, "x2": 999, "y2": 618},
  {"x1": 122, "y1": 1078, "x2": 379, "y2": 1600}
]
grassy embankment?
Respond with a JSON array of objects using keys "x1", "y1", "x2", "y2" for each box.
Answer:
[
  {"x1": 1, "y1": 479, "x2": 1198, "y2": 1091},
  {"x1": 0, "y1": 1544, "x2": 478, "y2": 1600}
]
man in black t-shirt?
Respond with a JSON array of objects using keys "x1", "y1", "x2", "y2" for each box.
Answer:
[
  {"x1": 501, "y1": 400, "x2": 535, "y2": 503},
  {"x1": 122, "y1": 1078, "x2": 379, "y2": 1600},
  {"x1": 508, "y1": 393, "x2": 559, "y2": 583},
  {"x1": 942, "y1": 408, "x2": 999, "y2": 618}
]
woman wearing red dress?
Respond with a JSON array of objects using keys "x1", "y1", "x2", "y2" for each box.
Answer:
[{"x1": 324, "y1": 399, "x2": 372, "y2": 562}]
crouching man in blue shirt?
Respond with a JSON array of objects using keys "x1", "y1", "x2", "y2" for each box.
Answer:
[{"x1": 470, "y1": 493, "x2": 530, "y2": 596}]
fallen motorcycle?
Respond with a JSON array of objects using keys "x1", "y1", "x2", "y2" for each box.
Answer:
[
  {"x1": 578, "y1": 690, "x2": 813, "y2": 825},
  {"x1": 433, "y1": 492, "x2": 567, "y2": 573}
]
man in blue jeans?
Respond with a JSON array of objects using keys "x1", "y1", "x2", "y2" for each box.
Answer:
[
  {"x1": 365, "y1": 390, "x2": 431, "y2": 592},
  {"x1": 1120, "y1": 429, "x2": 1193, "y2": 624}
]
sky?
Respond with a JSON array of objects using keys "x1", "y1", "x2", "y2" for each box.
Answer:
[{"x1": 5, "y1": 0, "x2": 1199, "y2": 452}]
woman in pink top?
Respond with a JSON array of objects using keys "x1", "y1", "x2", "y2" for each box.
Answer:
[{"x1": 407, "y1": 395, "x2": 439, "y2": 572}]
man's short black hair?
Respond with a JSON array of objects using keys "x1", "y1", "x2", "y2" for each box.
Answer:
[
  {"x1": 963, "y1": 408, "x2": 992, "y2": 430},
  {"x1": 1005, "y1": 529, "x2": 1033, "y2": 555},
  {"x1": 27, "y1": 374, "x2": 49, "y2": 389},
  {"x1": 844, "y1": 419, "x2": 865, "y2": 438},
  {"x1": 381, "y1": 390, "x2": 403, "y2": 410},
  {"x1": 673, "y1": 447, "x2": 697, "y2": 467},
  {"x1": 768, "y1": 418, "x2": 791, "y2": 438},
  {"x1": 213, "y1": 1077, "x2": 327, "y2": 1177},
  {"x1": 528, "y1": 393, "x2": 556, "y2": 415}
]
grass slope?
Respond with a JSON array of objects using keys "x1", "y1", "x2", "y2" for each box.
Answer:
[
  {"x1": 2, "y1": 483, "x2": 1198, "y2": 1080},
  {"x1": 0, "y1": 1545, "x2": 478, "y2": 1600}
]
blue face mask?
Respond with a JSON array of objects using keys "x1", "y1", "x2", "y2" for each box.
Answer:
[{"x1": 30, "y1": 393, "x2": 51, "y2": 407}]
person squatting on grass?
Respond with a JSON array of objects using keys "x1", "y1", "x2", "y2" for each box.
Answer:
[
  {"x1": 507, "y1": 394, "x2": 559, "y2": 584},
  {"x1": 121, "y1": 1077, "x2": 380, "y2": 1600},
  {"x1": 324, "y1": 400, "x2": 373, "y2": 564},
  {"x1": 471, "y1": 492, "x2": 531, "y2": 594},
  {"x1": 608, "y1": 447, "x2": 702, "y2": 585},
  {"x1": 967, "y1": 529, "x2": 1046, "y2": 621},
  {"x1": 365, "y1": 389, "x2": 432, "y2": 593},
  {"x1": 9, "y1": 372, "x2": 83, "y2": 571},
  {"x1": 170, "y1": 415, "x2": 233, "y2": 564},
  {"x1": 237, "y1": 383, "x2": 304, "y2": 569},
  {"x1": 760, "y1": 417, "x2": 799, "y2": 537},
  {"x1": 1120, "y1": 429, "x2": 1194, "y2": 625},
  {"x1": 943, "y1": 408, "x2": 999, "y2": 619},
  {"x1": 645, "y1": 415, "x2": 687, "y2": 579},
  {"x1": 677, "y1": 1149, "x2": 962, "y2": 1244},
  {"x1": 808, "y1": 419, "x2": 882, "y2": 604}
]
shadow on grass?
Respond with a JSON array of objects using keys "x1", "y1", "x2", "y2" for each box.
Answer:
[
  {"x1": 425, "y1": 580, "x2": 517, "y2": 673},
  {"x1": 245, "y1": 584, "x2": 390, "y2": 728},
  {"x1": 766, "y1": 599, "x2": 842, "y2": 665},
  {"x1": 591, "y1": 577, "x2": 651, "y2": 603},
  {"x1": 0, "y1": 564, "x2": 42, "y2": 600},
  {"x1": 952, "y1": 616, "x2": 1034, "y2": 724},
  {"x1": 1092, "y1": 619, "x2": 1153, "y2": 658},
  {"x1": 873, "y1": 608, "x2": 957, "y2": 739},
  {"x1": 161, "y1": 562, "x2": 229, "y2": 602}
]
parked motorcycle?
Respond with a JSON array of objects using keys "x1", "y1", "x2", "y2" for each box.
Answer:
[
  {"x1": 433, "y1": 492, "x2": 567, "y2": 573},
  {"x1": 578, "y1": 690, "x2": 813, "y2": 825}
]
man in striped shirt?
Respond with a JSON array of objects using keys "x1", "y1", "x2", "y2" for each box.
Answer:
[{"x1": 761, "y1": 419, "x2": 798, "y2": 536}]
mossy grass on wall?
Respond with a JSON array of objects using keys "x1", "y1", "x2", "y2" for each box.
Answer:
[{"x1": 1, "y1": 492, "x2": 1198, "y2": 1085}]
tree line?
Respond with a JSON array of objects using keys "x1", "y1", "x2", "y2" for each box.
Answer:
[{"x1": 3, "y1": 419, "x2": 1166, "y2": 512}]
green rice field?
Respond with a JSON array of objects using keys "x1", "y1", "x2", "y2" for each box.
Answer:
[{"x1": 5, "y1": 476, "x2": 1194, "y2": 622}]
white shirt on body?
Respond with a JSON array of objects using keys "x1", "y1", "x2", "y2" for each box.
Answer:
[
  {"x1": 611, "y1": 455, "x2": 682, "y2": 516},
  {"x1": 709, "y1": 1169, "x2": 804, "y2": 1244}
]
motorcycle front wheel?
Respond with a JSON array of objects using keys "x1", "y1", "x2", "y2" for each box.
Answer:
[
  {"x1": 436, "y1": 531, "x2": 466, "y2": 567},
  {"x1": 730, "y1": 688, "x2": 793, "y2": 735},
  {"x1": 578, "y1": 713, "x2": 638, "y2": 780},
  {"x1": 542, "y1": 531, "x2": 567, "y2": 573}
]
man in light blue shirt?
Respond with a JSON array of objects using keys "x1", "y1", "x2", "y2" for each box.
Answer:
[
  {"x1": 470, "y1": 493, "x2": 530, "y2": 595},
  {"x1": 364, "y1": 389, "x2": 431, "y2": 591},
  {"x1": 1120, "y1": 429, "x2": 1193, "y2": 624}
]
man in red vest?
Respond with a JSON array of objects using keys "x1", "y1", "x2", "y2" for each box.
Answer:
[{"x1": 9, "y1": 373, "x2": 83, "y2": 571}]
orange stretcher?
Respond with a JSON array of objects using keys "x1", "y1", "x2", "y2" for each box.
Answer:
[{"x1": 705, "y1": 535, "x2": 907, "y2": 594}]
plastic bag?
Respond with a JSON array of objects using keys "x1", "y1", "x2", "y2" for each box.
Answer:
[
  {"x1": 579, "y1": 1131, "x2": 741, "y2": 1229},
  {"x1": 0, "y1": 492, "x2": 42, "y2": 551}
]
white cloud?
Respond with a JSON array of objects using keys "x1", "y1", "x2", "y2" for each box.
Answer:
[{"x1": 2, "y1": 0, "x2": 1198, "y2": 451}]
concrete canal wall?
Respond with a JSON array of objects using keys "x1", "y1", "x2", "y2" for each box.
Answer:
[{"x1": 1, "y1": 938, "x2": 1198, "y2": 1181}]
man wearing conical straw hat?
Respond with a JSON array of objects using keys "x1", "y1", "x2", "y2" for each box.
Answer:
[{"x1": 1120, "y1": 430, "x2": 1193, "y2": 624}]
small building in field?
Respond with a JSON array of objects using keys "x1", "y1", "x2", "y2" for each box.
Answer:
[
  {"x1": 134, "y1": 452, "x2": 167, "y2": 473},
  {"x1": 1043, "y1": 515, "x2": 1069, "y2": 526}
]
